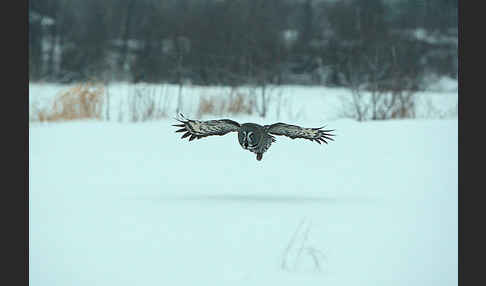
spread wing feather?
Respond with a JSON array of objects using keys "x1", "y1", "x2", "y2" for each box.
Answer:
[
  {"x1": 264, "y1": 122, "x2": 335, "y2": 144},
  {"x1": 173, "y1": 113, "x2": 240, "y2": 141}
]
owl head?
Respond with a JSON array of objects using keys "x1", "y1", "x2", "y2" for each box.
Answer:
[{"x1": 238, "y1": 123, "x2": 262, "y2": 150}]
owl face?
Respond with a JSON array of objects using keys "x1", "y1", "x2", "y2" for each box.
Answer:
[{"x1": 238, "y1": 124, "x2": 261, "y2": 150}]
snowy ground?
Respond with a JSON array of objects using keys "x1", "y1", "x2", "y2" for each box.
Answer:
[
  {"x1": 29, "y1": 77, "x2": 458, "y2": 123},
  {"x1": 29, "y1": 78, "x2": 458, "y2": 285},
  {"x1": 29, "y1": 116, "x2": 458, "y2": 285}
]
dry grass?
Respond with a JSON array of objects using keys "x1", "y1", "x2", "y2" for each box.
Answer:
[
  {"x1": 127, "y1": 85, "x2": 169, "y2": 122},
  {"x1": 197, "y1": 90, "x2": 254, "y2": 117},
  {"x1": 32, "y1": 82, "x2": 105, "y2": 122},
  {"x1": 340, "y1": 88, "x2": 417, "y2": 121}
]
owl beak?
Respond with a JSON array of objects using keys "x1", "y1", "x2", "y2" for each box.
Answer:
[{"x1": 243, "y1": 142, "x2": 248, "y2": 149}]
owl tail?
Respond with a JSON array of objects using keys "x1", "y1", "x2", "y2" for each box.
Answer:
[{"x1": 256, "y1": 153, "x2": 263, "y2": 161}]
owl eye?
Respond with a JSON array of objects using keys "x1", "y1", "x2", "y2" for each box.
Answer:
[{"x1": 247, "y1": 131, "x2": 255, "y2": 143}]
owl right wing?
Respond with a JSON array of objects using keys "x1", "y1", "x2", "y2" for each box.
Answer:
[
  {"x1": 173, "y1": 113, "x2": 241, "y2": 141},
  {"x1": 264, "y1": 122, "x2": 335, "y2": 144}
]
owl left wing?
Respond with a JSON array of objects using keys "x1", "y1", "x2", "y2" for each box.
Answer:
[
  {"x1": 264, "y1": 122, "x2": 335, "y2": 144},
  {"x1": 173, "y1": 113, "x2": 241, "y2": 141}
]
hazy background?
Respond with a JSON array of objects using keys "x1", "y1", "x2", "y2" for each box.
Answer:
[{"x1": 29, "y1": 0, "x2": 457, "y2": 89}]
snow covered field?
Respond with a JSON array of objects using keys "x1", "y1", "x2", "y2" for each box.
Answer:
[
  {"x1": 29, "y1": 80, "x2": 457, "y2": 285},
  {"x1": 29, "y1": 78, "x2": 458, "y2": 123}
]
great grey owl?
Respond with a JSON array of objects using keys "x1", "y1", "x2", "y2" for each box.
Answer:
[{"x1": 173, "y1": 113, "x2": 335, "y2": 161}]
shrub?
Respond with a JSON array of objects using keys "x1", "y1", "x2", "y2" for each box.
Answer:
[
  {"x1": 127, "y1": 85, "x2": 168, "y2": 122},
  {"x1": 32, "y1": 82, "x2": 104, "y2": 122},
  {"x1": 196, "y1": 89, "x2": 254, "y2": 117}
]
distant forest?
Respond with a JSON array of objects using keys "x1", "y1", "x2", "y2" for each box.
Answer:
[{"x1": 29, "y1": 0, "x2": 457, "y2": 88}]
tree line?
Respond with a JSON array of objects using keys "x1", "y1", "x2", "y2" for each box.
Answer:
[{"x1": 29, "y1": 0, "x2": 457, "y2": 88}]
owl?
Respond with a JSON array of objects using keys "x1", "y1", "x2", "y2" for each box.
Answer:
[{"x1": 173, "y1": 113, "x2": 335, "y2": 161}]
